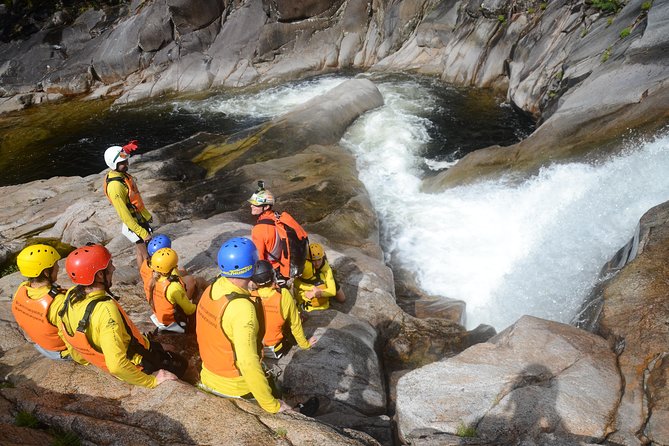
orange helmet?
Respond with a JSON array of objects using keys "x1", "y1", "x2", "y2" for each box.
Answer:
[{"x1": 66, "y1": 245, "x2": 112, "y2": 285}]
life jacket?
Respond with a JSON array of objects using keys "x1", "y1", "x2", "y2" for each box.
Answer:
[
  {"x1": 139, "y1": 260, "x2": 153, "y2": 300},
  {"x1": 11, "y1": 283, "x2": 67, "y2": 352},
  {"x1": 299, "y1": 259, "x2": 326, "y2": 286},
  {"x1": 250, "y1": 288, "x2": 285, "y2": 348},
  {"x1": 147, "y1": 275, "x2": 185, "y2": 325},
  {"x1": 196, "y1": 285, "x2": 264, "y2": 378},
  {"x1": 59, "y1": 291, "x2": 149, "y2": 372},
  {"x1": 103, "y1": 172, "x2": 147, "y2": 220},
  {"x1": 256, "y1": 211, "x2": 309, "y2": 279}
]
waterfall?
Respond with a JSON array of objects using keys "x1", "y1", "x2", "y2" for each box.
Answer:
[{"x1": 191, "y1": 75, "x2": 669, "y2": 331}]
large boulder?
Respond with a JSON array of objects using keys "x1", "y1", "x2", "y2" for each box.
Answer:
[
  {"x1": 396, "y1": 316, "x2": 620, "y2": 445},
  {"x1": 593, "y1": 201, "x2": 669, "y2": 445}
]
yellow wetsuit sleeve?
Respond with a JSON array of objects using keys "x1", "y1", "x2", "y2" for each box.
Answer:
[
  {"x1": 106, "y1": 179, "x2": 150, "y2": 240},
  {"x1": 280, "y1": 289, "x2": 310, "y2": 349},
  {"x1": 223, "y1": 298, "x2": 280, "y2": 413},
  {"x1": 165, "y1": 280, "x2": 196, "y2": 315},
  {"x1": 317, "y1": 262, "x2": 337, "y2": 299},
  {"x1": 46, "y1": 292, "x2": 67, "y2": 327},
  {"x1": 92, "y1": 301, "x2": 157, "y2": 388}
]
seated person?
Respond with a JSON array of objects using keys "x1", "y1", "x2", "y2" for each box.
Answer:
[
  {"x1": 12, "y1": 244, "x2": 69, "y2": 360},
  {"x1": 141, "y1": 234, "x2": 200, "y2": 304},
  {"x1": 250, "y1": 260, "x2": 316, "y2": 358},
  {"x1": 143, "y1": 248, "x2": 197, "y2": 333},
  {"x1": 59, "y1": 244, "x2": 186, "y2": 387},
  {"x1": 294, "y1": 243, "x2": 346, "y2": 312}
]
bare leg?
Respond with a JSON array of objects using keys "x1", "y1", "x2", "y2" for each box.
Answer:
[
  {"x1": 136, "y1": 243, "x2": 149, "y2": 270},
  {"x1": 334, "y1": 288, "x2": 346, "y2": 303}
]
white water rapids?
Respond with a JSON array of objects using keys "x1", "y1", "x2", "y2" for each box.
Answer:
[{"x1": 182, "y1": 76, "x2": 669, "y2": 331}]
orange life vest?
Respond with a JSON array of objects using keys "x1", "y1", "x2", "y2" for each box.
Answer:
[
  {"x1": 11, "y1": 284, "x2": 66, "y2": 352},
  {"x1": 103, "y1": 172, "x2": 147, "y2": 218},
  {"x1": 147, "y1": 275, "x2": 185, "y2": 325},
  {"x1": 196, "y1": 286, "x2": 263, "y2": 378},
  {"x1": 60, "y1": 294, "x2": 148, "y2": 372},
  {"x1": 140, "y1": 260, "x2": 153, "y2": 300},
  {"x1": 254, "y1": 210, "x2": 309, "y2": 279},
  {"x1": 251, "y1": 288, "x2": 285, "y2": 348}
]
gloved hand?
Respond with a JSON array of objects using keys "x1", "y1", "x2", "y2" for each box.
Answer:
[{"x1": 122, "y1": 140, "x2": 139, "y2": 154}]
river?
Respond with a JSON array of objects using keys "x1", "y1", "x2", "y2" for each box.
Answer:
[{"x1": 5, "y1": 73, "x2": 667, "y2": 331}]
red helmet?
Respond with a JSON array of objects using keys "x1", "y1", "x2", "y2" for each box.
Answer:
[{"x1": 66, "y1": 244, "x2": 112, "y2": 285}]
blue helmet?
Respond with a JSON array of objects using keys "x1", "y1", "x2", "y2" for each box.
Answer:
[
  {"x1": 147, "y1": 234, "x2": 172, "y2": 256},
  {"x1": 217, "y1": 237, "x2": 258, "y2": 278}
]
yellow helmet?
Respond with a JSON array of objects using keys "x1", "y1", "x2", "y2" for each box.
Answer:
[
  {"x1": 307, "y1": 243, "x2": 325, "y2": 261},
  {"x1": 17, "y1": 244, "x2": 61, "y2": 278},
  {"x1": 150, "y1": 248, "x2": 178, "y2": 274}
]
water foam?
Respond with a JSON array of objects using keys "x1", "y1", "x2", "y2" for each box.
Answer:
[{"x1": 193, "y1": 76, "x2": 669, "y2": 331}]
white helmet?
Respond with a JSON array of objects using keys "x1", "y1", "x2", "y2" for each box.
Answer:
[{"x1": 104, "y1": 146, "x2": 129, "y2": 170}]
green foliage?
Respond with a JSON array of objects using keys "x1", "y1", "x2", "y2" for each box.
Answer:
[
  {"x1": 540, "y1": 2, "x2": 547, "y2": 10},
  {"x1": 15, "y1": 410, "x2": 40, "y2": 428},
  {"x1": 0, "y1": 262, "x2": 19, "y2": 278},
  {"x1": 591, "y1": 0, "x2": 622, "y2": 13},
  {"x1": 51, "y1": 429, "x2": 81, "y2": 446},
  {"x1": 274, "y1": 427, "x2": 288, "y2": 439},
  {"x1": 641, "y1": 1, "x2": 652, "y2": 10},
  {"x1": 528, "y1": 7, "x2": 535, "y2": 13},
  {"x1": 548, "y1": 91, "x2": 557, "y2": 98},
  {"x1": 498, "y1": 14, "x2": 506, "y2": 24},
  {"x1": 554, "y1": 71, "x2": 563, "y2": 80},
  {"x1": 456, "y1": 423, "x2": 477, "y2": 438},
  {"x1": 0, "y1": 380, "x2": 15, "y2": 389},
  {"x1": 620, "y1": 27, "x2": 631, "y2": 38},
  {"x1": 580, "y1": 27, "x2": 589, "y2": 37},
  {"x1": 606, "y1": 17, "x2": 614, "y2": 26},
  {"x1": 601, "y1": 47, "x2": 611, "y2": 62}
]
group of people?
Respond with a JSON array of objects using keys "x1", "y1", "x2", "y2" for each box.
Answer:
[{"x1": 10, "y1": 142, "x2": 345, "y2": 414}]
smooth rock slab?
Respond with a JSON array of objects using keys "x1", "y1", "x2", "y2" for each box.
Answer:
[{"x1": 396, "y1": 315, "x2": 620, "y2": 444}]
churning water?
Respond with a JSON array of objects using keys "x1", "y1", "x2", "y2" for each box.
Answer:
[
  {"x1": 194, "y1": 74, "x2": 669, "y2": 330},
  {"x1": 6, "y1": 73, "x2": 667, "y2": 330}
]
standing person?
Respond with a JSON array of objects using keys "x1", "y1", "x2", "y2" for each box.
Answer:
[
  {"x1": 103, "y1": 140, "x2": 152, "y2": 267},
  {"x1": 250, "y1": 260, "x2": 316, "y2": 359},
  {"x1": 248, "y1": 181, "x2": 309, "y2": 286},
  {"x1": 143, "y1": 248, "x2": 197, "y2": 333},
  {"x1": 11, "y1": 244, "x2": 68, "y2": 360},
  {"x1": 196, "y1": 237, "x2": 289, "y2": 413},
  {"x1": 294, "y1": 243, "x2": 346, "y2": 312},
  {"x1": 59, "y1": 244, "x2": 186, "y2": 388}
]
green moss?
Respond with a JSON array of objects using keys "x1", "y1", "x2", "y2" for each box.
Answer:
[
  {"x1": 601, "y1": 47, "x2": 611, "y2": 62},
  {"x1": 15, "y1": 410, "x2": 40, "y2": 428},
  {"x1": 641, "y1": 1, "x2": 652, "y2": 10},
  {"x1": 606, "y1": 17, "x2": 613, "y2": 26},
  {"x1": 497, "y1": 15, "x2": 506, "y2": 24},
  {"x1": 540, "y1": 2, "x2": 547, "y2": 10},
  {"x1": 456, "y1": 423, "x2": 476, "y2": 437},
  {"x1": 591, "y1": 0, "x2": 621, "y2": 13},
  {"x1": 527, "y1": 7, "x2": 535, "y2": 13},
  {"x1": 620, "y1": 27, "x2": 631, "y2": 38},
  {"x1": 50, "y1": 429, "x2": 81, "y2": 446},
  {"x1": 274, "y1": 427, "x2": 288, "y2": 439}
]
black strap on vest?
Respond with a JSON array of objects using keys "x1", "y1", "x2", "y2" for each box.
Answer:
[{"x1": 48, "y1": 284, "x2": 65, "y2": 298}]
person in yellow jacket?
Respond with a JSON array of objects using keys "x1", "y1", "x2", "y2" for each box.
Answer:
[
  {"x1": 196, "y1": 237, "x2": 289, "y2": 413},
  {"x1": 143, "y1": 247, "x2": 197, "y2": 333},
  {"x1": 294, "y1": 243, "x2": 346, "y2": 312},
  {"x1": 103, "y1": 141, "x2": 153, "y2": 267},
  {"x1": 59, "y1": 244, "x2": 186, "y2": 388},
  {"x1": 250, "y1": 260, "x2": 316, "y2": 358},
  {"x1": 11, "y1": 244, "x2": 69, "y2": 360}
]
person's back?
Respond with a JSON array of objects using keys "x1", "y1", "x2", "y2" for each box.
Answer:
[
  {"x1": 248, "y1": 181, "x2": 308, "y2": 283},
  {"x1": 12, "y1": 244, "x2": 68, "y2": 360},
  {"x1": 143, "y1": 248, "x2": 196, "y2": 333},
  {"x1": 250, "y1": 260, "x2": 314, "y2": 358},
  {"x1": 59, "y1": 244, "x2": 184, "y2": 388},
  {"x1": 196, "y1": 237, "x2": 289, "y2": 413}
]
